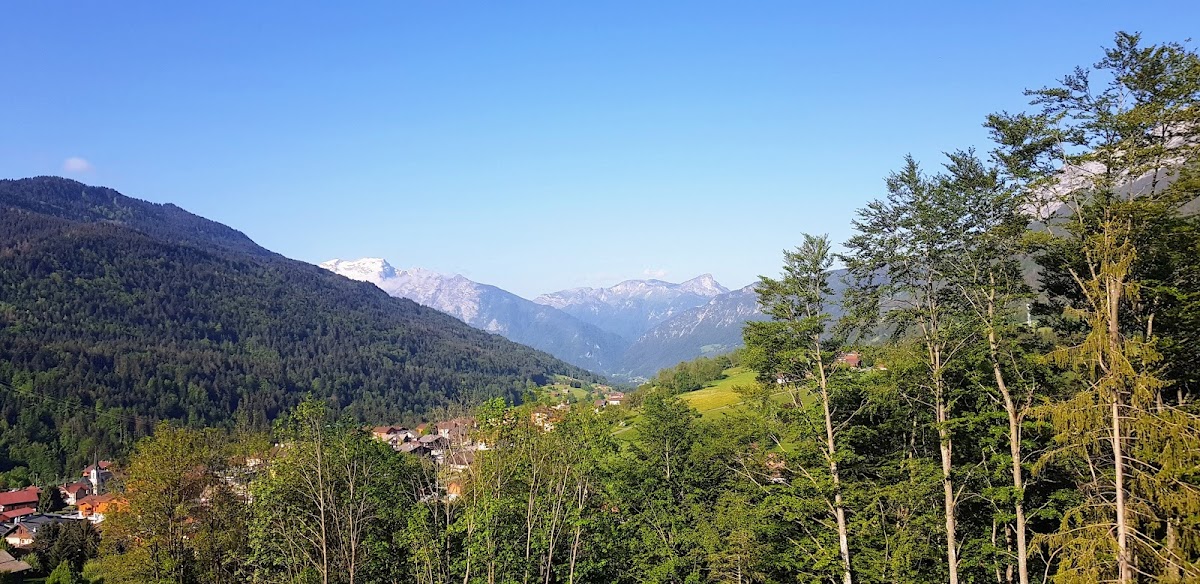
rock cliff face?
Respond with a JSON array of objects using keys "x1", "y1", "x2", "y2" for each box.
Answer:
[
  {"x1": 616, "y1": 284, "x2": 765, "y2": 378},
  {"x1": 533, "y1": 275, "x2": 729, "y2": 342}
]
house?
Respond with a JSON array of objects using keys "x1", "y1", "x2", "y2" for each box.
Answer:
[
  {"x1": 0, "y1": 549, "x2": 32, "y2": 576},
  {"x1": 371, "y1": 425, "x2": 415, "y2": 450},
  {"x1": 446, "y1": 451, "x2": 475, "y2": 472},
  {"x1": 436, "y1": 417, "x2": 474, "y2": 446},
  {"x1": 2, "y1": 523, "x2": 36, "y2": 548},
  {"x1": 59, "y1": 481, "x2": 91, "y2": 506},
  {"x1": 0, "y1": 507, "x2": 35, "y2": 523},
  {"x1": 1, "y1": 514, "x2": 71, "y2": 548},
  {"x1": 371, "y1": 425, "x2": 413, "y2": 443},
  {"x1": 0, "y1": 487, "x2": 40, "y2": 513},
  {"x1": 835, "y1": 352, "x2": 862, "y2": 368},
  {"x1": 77, "y1": 493, "x2": 122, "y2": 523},
  {"x1": 605, "y1": 392, "x2": 625, "y2": 407},
  {"x1": 398, "y1": 441, "x2": 429, "y2": 457},
  {"x1": 445, "y1": 481, "x2": 463, "y2": 500},
  {"x1": 418, "y1": 434, "x2": 449, "y2": 457}
]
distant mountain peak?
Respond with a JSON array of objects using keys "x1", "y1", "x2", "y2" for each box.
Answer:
[
  {"x1": 678, "y1": 273, "x2": 728, "y2": 296},
  {"x1": 319, "y1": 257, "x2": 397, "y2": 283},
  {"x1": 320, "y1": 257, "x2": 627, "y2": 374},
  {"x1": 533, "y1": 274, "x2": 733, "y2": 341}
]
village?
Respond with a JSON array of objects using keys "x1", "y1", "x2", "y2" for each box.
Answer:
[
  {"x1": 0, "y1": 383, "x2": 627, "y2": 579},
  {"x1": 369, "y1": 386, "x2": 627, "y2": 500},
  {"x1": 0, "y1": 461, "x2": 122, "y2": 577}
]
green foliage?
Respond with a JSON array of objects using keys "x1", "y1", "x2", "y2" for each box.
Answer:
[
  {"x1": 98, "y1": 423, "x2": 248, "y2": 584},
  {"x1": 8, "y1": 30, "x2": 1200, "y2": 584},
  {"x1": 30, "y1": 521, "x2": 100, "y2": 577},
  {"x1": 645, "y1": 352, "x2": 738, "y2": 394},
  {"x1": 0, "y1": 176, "x2": 600, "y2": 480},
  {"x1": 46, "y1": 559, "x2": 84, "y2": 584},
  {"x1": 248, "y1": 398, "x2": 421, "y2": 584}
]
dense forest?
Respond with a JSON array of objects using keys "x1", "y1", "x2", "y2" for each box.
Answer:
[
  {"x1": 3, "y1": 32, "x2": 1200, "y2": 584},
  {"x1": 0, "y1": 177, "x2": 601, "y2": 487}
]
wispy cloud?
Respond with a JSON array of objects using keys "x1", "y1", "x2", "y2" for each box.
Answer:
[
  {"x1": 62, "y1": 157, "x2": 94, "y2": 174},
  {"x1": 642, "y1": 268, "x2": 669, "y2": 279}
]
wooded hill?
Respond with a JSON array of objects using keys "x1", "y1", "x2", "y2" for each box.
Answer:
[{"x1": 0, "y1": 176, "x2": 600, "y2": 485}]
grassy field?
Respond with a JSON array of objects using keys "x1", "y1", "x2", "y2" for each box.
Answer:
[
  {"x1": 613, "y1": 367, "x2": 783, "y2": 441},
  {"x1": 678, "y1": 367, "x2": 760, "y2": 418}
]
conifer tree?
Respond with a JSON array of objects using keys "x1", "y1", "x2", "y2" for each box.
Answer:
[{"x1": 988, "y1": 32, "x2": 1200, "y2": 583}]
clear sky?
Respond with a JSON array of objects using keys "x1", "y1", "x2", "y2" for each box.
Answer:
[{"x1": 3, "y1": 1, "x2": 1197, "y2": 297}]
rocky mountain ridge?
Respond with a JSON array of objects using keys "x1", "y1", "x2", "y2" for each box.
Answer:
[{"x1": 322, "y1": 257, "x2": 766, "y2": 379}]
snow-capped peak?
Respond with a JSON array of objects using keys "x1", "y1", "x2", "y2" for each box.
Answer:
[{"x1": 319, "y1": 257, "x2": 396, "y2": 284}]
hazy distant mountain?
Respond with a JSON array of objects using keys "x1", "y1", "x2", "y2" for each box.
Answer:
[
  {"x1": 317, "y1": 263, "x2": 761, "y2": 378},
  {"x1": 616, "y1": 284, "x2": 765, "y2": 378},
  {"x1": 534, "y1": 275, "x2": 729, "y2": 342},
  {"x1": 614, "y1": 270, "x2": 853, "y2": 379},
  {"x1": 320, "y1": 258, "x2": 628, "y2": 373}
]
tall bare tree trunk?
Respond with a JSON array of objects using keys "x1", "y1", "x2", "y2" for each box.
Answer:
[
  {"x1": 1107, "y1": 271, "x2": 1132, "y2": 584},
  {"x1": 816, "y1": 352, "x2": 853, "y2": 584},
  {"x1": 988, "y1": 318, "x2": 1029, "y2": 584},
  {"x1": 938, "y1": 392, "x2": 959, "y2": 584},
  {"x1": 1112, "y1": 396, "x2": 1131, "y2": 584}
]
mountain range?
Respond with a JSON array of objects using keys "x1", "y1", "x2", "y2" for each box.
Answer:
[
  {"x1": 0, "y1": 176, "x2": 599, "y2": 473},
  {"x1": 321, "y1": 258, "x2": 768, "y2": 379},
  {"x1": 318, "y1": 258, "x2": 629, "y2": 374}
]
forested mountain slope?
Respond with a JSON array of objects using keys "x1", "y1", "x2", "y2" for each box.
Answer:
[{"x1": 0, "y1": 177, "x2": 598, "y2": 482}]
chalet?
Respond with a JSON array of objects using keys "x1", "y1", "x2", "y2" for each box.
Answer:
[
  {"x1": 436, "y1": 418, "x2": 474, "y2": 446},
  {"x1": 0, "y1": 487, "x2": 40, "y2": 513},
  {"x1": 835, "y1": 352, "x2": 862, "y2": 368},
  {"x1": 1, "y1": 514, "x2": 71, "y2": 548},
  {"x1": 445, "y1": 481, "x2": 464, "y2": 500},
  {"x1": 604, "y1": 392, "x2": 625, "y2": 407},
  {"x1": 418, "y1": 434, "x2": 449, "y2": 457},
  {"x1": 0, "y1": 549, "x2": 32, "y2": 577},
  {"x1": 60, "y1": 481, "x2": 91, "y2": 506},
  {"x1": 77, "y1": 493, "x2": 122, "y2": 523},
  {"x1": 371, "y1": 425, "x2": 413, "y2": 442}
]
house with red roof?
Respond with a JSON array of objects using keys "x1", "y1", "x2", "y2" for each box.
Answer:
[
  {"x1": 0, "y1": 507, "x2": 35, "y2": 523},
  {"x1": 0, "y1": 486, "x2": 40, "y2": 513},
  {"x1": 59, "y1": 481, "x2": 91, "y2": 506}
]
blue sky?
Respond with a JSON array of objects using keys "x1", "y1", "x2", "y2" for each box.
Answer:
[{"x1": 3, "y1": 1, "x2": 1197, "y2": 297}]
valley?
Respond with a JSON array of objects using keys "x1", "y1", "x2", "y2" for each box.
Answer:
[{"x1": 0, "y1": 19, "x2": 1197, "y2": 584}]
